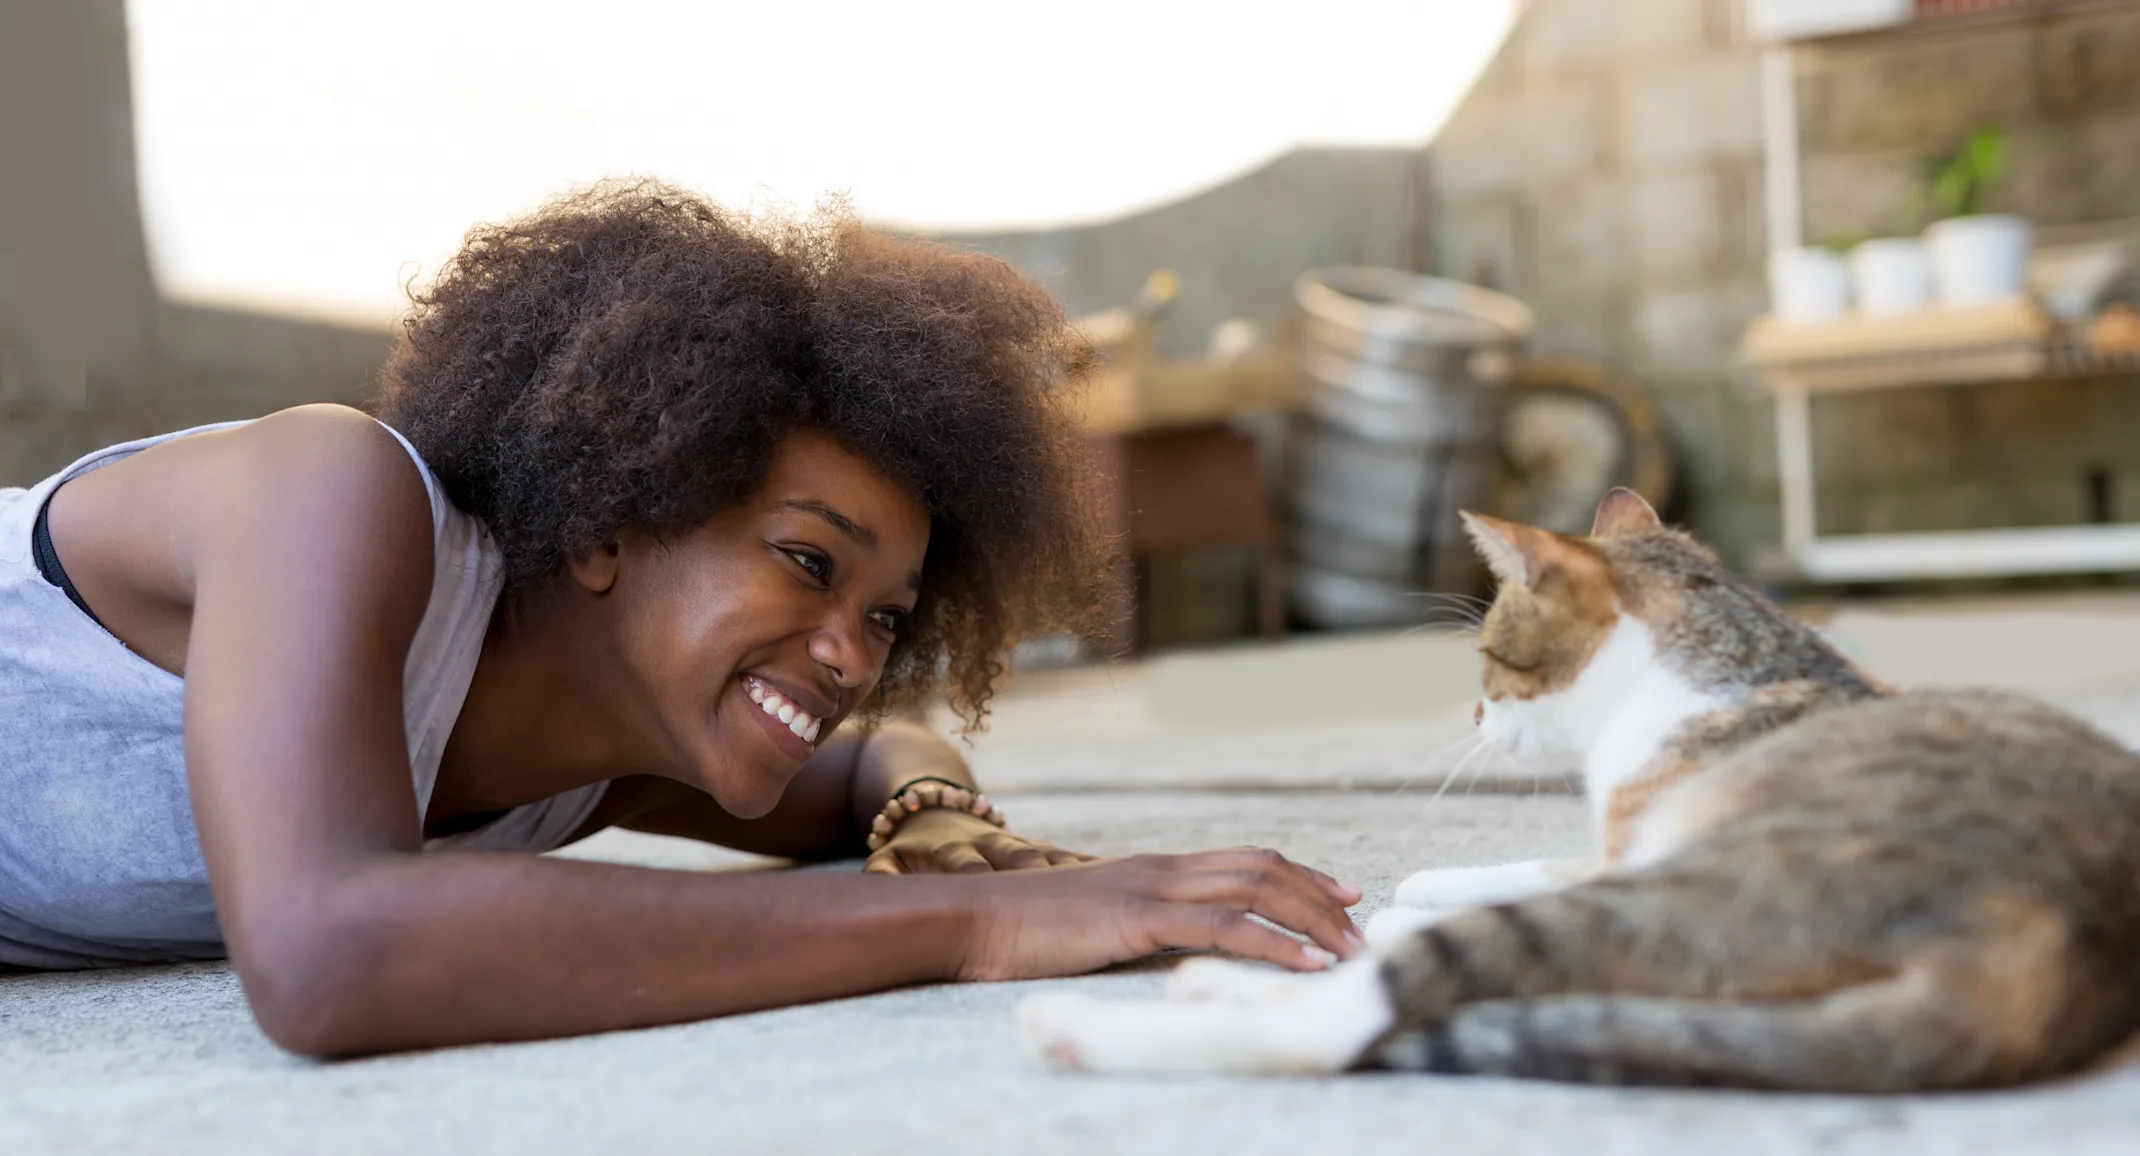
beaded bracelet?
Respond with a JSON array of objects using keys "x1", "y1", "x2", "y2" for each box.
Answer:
[{"x1": 865, "y1": 776, "x2": 1007, "y2": 851}]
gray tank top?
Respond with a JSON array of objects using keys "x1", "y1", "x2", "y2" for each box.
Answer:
[{"x1": 0, "y1": 420, "x2": 607, "y2": 968}]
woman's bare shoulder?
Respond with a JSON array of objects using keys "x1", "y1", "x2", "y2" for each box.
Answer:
[
  {"x1": 47, "y1": 405, "x2": 438, "y2": 673},
  {"x1": 189, "y1": 403, "x2": 436, "y2": 583}
]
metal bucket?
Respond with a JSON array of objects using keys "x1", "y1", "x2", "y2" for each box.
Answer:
[{"x1": 1285, "y1": 267, "x2": 1531, "y2": 629}]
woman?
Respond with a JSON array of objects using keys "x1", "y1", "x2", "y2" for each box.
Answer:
[{"x1": 0, "y1": 182, "x2": 1361, "y2": 1057}]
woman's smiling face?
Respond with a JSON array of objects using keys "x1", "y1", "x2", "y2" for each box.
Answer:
[{"x1": 576, "y1": 430, "x2": 929, "y2": 818}]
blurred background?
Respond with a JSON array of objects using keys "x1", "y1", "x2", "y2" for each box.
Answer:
[{"x1": 6, "y1": 0, "x2": 2140, "y2": 660}]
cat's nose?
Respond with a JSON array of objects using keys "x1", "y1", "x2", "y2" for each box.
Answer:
[{"x1": 1473, "y1": 700, "x2": 1484, "y2": 726}]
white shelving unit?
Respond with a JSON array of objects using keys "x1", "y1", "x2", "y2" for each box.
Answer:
[{"x1": 1748, "y1": 0, "x2": 2140, "y2": 582}]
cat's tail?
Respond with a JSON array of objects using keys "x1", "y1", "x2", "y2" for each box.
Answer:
[{"x1": 1389, "y1": 979, "x2": 1995, "y2": 1091}]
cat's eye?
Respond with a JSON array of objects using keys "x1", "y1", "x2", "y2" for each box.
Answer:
[{"x1": 1479, "y1": 647, "x2": 1539, "y2": 673}]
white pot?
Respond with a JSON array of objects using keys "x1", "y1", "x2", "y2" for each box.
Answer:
[
  {"x1": 1768, "y1": 247, "x2": 1850, "y2": 322},
  {"x1": 1849, "y1": 238, "x2": 1932, "y2": 316},
  {"x1": 1749, "y1": 0, "x2": 1910, "y2": 41},
  {"x1": 1925, "y1": 214, "x2": 2032, "y2": 308}
]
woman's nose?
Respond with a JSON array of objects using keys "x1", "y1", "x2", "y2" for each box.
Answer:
[{"x1": 807, "y1": 614, "x2": 873, "y2": 689}]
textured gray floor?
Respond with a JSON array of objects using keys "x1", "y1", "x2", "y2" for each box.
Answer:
[
  {"x1": 9, "y1": 599, "x2": 2140, "y2": 1154},
  {"x1": 8, "y1": 793, "x2": 2140, "y2": 1156}
]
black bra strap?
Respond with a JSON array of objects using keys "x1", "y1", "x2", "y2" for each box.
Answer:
[{"x1": 32, "y1": 491, "x2": 107, "y2": 630}]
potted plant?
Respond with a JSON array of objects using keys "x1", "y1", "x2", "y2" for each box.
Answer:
[
  {"x1": 1920, "y1": 126, "x2": 2031, "y2": 308},
  {"x1": 1769, "y1": 234, "x2": 1854, "y2": 323},
  {"x1": 1848, "y1": 229, "x2": 1932, "y2": 318}
]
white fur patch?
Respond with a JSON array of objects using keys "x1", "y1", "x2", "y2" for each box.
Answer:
[
  {"x1": 1018, "y1": 959, "x2": 1394, "y2": 1076},
  {"x1": 1379, "y1": 859, "x2": 1601, "y2": 946},
  {"x1": 1477, "y1": 615, "x2": 1731, "y2": 834}
]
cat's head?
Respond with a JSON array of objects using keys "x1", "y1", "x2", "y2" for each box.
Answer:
[{"x1": 1462, "y1": 489, "x2": 1847, "y2": 767}]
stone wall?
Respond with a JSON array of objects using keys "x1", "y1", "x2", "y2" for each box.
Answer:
[
  {"x1": 945, "y1": 146, "x2": 1430, "y2": 359},
  {"x1": 1426, "y1": 0, "x2": 1776, "y2": 561}
]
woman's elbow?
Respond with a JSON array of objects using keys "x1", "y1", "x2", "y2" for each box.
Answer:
[{"x1": 227, "y1": 903, "x2": 392, "y2": 1058}]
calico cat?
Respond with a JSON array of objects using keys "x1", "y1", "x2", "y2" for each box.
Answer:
[{"x1": 1018, "y1": 490, "x2": 2140, "y2": 1091}]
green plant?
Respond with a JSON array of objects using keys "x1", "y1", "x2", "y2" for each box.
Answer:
[{"x1": 1918, "y1": 126, "x2": 2008, "y2": 221}]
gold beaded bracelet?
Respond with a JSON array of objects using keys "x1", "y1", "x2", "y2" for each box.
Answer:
[{"x1": 865, "y1": 776, "x2": 1006, "y2": 851}]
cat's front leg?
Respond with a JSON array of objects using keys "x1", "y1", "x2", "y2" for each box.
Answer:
[
  {"x1": 1367, "y1": 858, "x2": 1600, "y2": 949},
  {"x1": 1392, "y1": 857, "x2": 1600, "y2": 911}
]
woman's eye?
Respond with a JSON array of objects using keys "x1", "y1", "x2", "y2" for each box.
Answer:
[
  {"x1": 786, "y1": 549, "x2": 831, "y2": 583},
  {"x1": 870, "y1": 609, "x2": 907, "y2": 635}
]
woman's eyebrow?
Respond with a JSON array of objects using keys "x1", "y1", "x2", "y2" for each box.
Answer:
[{"x1": 776, "y1": 499, "x2": 876, "y2": 549}]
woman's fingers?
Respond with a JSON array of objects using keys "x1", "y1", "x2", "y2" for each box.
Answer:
[
  {"x1": 1154, "y1": 850, "x2": 1362, "y2": 959},
  {"x1": 976, "y1": 833, "x2": 1051, "y2": 872},
  {"x1": 1150, "y1": 903, "x2": 1339, "y2": 972},
  {"x1": 1300, "y1": 864, "x2": 1363, "y2": 905},
  {"x1": 932, "y1": 841, "x2": 996, "y2": 874},
  {"x1": 861, "y1": 849, "x2": 906, "y2": 875},
  {"x1": 1207, "y1": 846, "x2": 1360, "y2": 906}
]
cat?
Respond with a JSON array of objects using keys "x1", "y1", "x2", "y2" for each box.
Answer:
[{"x1": 1017, "y1": 489, "x2": 2140, "y2": 1091}]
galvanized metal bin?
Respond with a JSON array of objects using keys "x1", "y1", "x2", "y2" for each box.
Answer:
[{"x1": 1286, "y1": 267, "x2": 1532, "y2": 628}]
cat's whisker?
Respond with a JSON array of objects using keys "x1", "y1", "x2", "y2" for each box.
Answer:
[
  {"x1": 1429, "y1": 737, "x2": 1494, "y2": 805},
  {"x1": 1390, "y1": 732, "x2": 1487, "y2": 797}
]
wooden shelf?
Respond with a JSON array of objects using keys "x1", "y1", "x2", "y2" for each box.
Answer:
[
  {"x1": 1074, "y1": 357, "x2": 1302, "y2": 435},
  {"x1": 1742, "y1": 301, "x2": 2140, "y2": 393}
]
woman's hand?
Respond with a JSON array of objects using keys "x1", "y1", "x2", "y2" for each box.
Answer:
[
  {"x1": 864, "y1": 808, "x2": 1093, "y2": 875},
  {"x1": 953, "y1": 848, "x2": 1365, "y2": 981}
]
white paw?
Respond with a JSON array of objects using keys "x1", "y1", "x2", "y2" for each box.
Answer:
[
  {"x1": 1165, "y1": 957, "x2": 1302, "y2": 1004},
  {"x1": 1363, "y1": 905, "x2": 1451, "y2": 949},
  {"x1": 1018, "y1": 991, "x2": 1107, "y2": 1071},
  {"x1": 1392, "y1": 865, "x2": 1492, "y2": 909}
]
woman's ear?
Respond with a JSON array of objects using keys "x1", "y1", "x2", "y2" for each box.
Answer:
[{"x1": 568, "y1": 540, "x2": 622, "y2": 595}]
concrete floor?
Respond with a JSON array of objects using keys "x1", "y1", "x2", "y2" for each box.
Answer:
[{"x1": 8, "y1": 596, "x2": 2140, "y2": 1154}]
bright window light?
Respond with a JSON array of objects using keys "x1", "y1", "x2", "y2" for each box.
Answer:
[{"x1": 127, "y1": 0, "x2": 1517, "y2": 322}]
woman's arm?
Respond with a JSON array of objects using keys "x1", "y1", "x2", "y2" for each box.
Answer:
[
  {"x1": 178, "y1": 407, "x2": 1359, "y2": 1058},
  {"x1": 595, "y1": 718, "x2": 957, "y2": 858}
]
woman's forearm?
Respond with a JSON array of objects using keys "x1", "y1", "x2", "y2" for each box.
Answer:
[
  {"x1": 616, "y1": 719, "x2": 977, "y2": 859},
  {"x1": 243, "y1": 852, "x2": 974, "y2": 1057}
]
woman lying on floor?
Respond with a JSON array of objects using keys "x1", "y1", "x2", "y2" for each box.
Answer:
[{"x1": 0, "y1": 182, "x2": 1361, "y2": 1055}]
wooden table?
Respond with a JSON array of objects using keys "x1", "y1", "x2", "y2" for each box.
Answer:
[{"x1": 1073, "y1": 355, "x2": 1303, "y2": 653}]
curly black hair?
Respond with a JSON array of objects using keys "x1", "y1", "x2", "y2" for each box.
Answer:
[{"x1": 374, "y1": 179, "x2": 1114, "y2": 727}]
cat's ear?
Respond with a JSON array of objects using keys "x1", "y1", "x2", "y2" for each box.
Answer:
[
  {"x1": 1590, "y1": 487, "x2": 1662, "y2": 537},
  {"x1": 1461, "y1": 511, "x2": 1581, "y2": 589}
]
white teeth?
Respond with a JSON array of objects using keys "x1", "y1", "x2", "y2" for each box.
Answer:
[{"x1": 749, "y1": 681, "x2": 820, "y2": 743}]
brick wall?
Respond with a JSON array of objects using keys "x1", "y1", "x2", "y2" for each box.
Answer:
[{"x1": 1428, "y1": 0, "x2": 1779, "y2": 562}]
